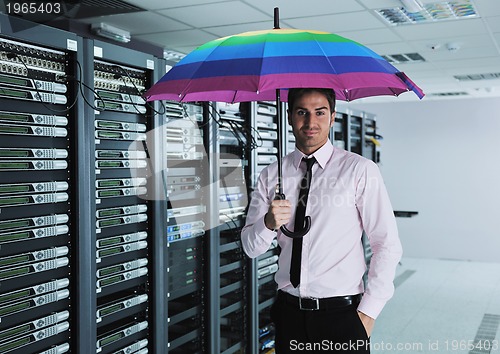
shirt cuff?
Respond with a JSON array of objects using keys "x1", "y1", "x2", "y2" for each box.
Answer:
[
  {"x1": 255, "y1": 216, "x2": 277, "y2": 239},
  {"x1": 357, "y1": 293, "x2": 387, "y2": 320}
]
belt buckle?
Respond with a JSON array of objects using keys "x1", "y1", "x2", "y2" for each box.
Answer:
[{"x1": 299, "y1": 297, "x2": 320, "y2": 311}]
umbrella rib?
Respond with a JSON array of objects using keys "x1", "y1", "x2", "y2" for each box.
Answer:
[
  {"x1": 256, "y1": 31, "x2": 271, "y2": 95},
  {"x1": 180, "y1": 36, "x2": 233, "y2": 99},
  {"x1": 310, "y1": 33, "x2": 347, "y2": 100}
]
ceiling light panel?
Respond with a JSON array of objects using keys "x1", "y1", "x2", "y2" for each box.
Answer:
[
  {"x1": 428, "y1": 91, "x2": 469, "y2": 96},
  {"x1": 454, "y1": 73, "x2": 500, "y2": 81},
  {"x1": 382, "y1": 53, "x2": 426, "y2": 64},
  {"x1": 377, "y1": 0, "x2": 479, "y2": 25}
]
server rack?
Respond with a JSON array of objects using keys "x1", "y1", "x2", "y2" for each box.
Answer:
[
  {"x1": 213, "y1": 102, "x2": 251, "y2": 354},
  {"x1": 164, "y1": 100, "x2": 208, "y2": 353},
  {"x1": 362, "y1": 112, "x2": 379, "y2": 163},
  {"x1": 0, "y1": 15, "x2": 80, "y2": 354},
  {"x1": 332, "y1": 111, "x2": 347, "y2": 149},
  {"x1": 89, "y1": 40, "x2": 160, "y2": 354},
  {"x1": 347, "y1": 110, "x2": 363, "y2": 156},
  {"x1": 247, "y1": 101, "x2": 281, "y2": 354}
]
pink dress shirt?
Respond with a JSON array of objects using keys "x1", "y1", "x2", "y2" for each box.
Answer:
[{"x1": 241, "y1": 140, "x2": 402, "y2": 319}]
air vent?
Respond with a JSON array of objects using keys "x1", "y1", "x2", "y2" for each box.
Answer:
[
  {"x1": 382, "y1": 53, "x2": 426, "y2": 64},
  {"x1": 376, "y1": 1, "x2": 478, "y2": 25},
  {"x1": 429, "y1": 91, "x2": 469, "y2": 96},
  {"x1": 469, "y1": 314, "x2": 500, "y2": 354},
  {"x1": 454, "y1": 73, "x2": 500, "y2": 81},
  {"x1": 70, "y1": 0, "x2": 146, "y2": 19}
]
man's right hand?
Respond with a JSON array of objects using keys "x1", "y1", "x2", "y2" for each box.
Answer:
[{"x1": 264, "y1": 199, "x2": 292, "y2": 230}]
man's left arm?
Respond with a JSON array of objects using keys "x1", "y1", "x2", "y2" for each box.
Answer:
[{"x1": 355, "y1": 160, "x2": 403, "y2": 327}]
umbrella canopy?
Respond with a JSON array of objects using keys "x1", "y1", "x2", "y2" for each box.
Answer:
[{"x1": 146, "y1": 28, "x2": 424, "y2": 103}]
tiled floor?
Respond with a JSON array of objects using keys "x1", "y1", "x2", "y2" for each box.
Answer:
[{"x1": 372, "y1": 258, "x2": 500, "y2": 354}]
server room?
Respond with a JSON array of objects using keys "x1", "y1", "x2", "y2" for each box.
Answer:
[{"x1": 0, "y1": 0, "x2": 499, "y2": 353}]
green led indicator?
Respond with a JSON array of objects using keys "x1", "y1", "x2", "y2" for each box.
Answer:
[
  {"x1": 0, "y1": 324, "x2": 31, "y2": 342},
  {"x1": 98, "y1": 180, "x2": 122, "y2": 188},
  {"x1": 0, "y1": 196, "x2": 30, "y2": 205},
  {"x1": 0, "y1": 300, "x2": 30, "y2": 316},
  {"x1": 0, "y1": 219, "x2": 30, "y2": 231},
  {"x1": 0, "y1": 231, "x2": 31, "y2": 243},
  {"x1": 0, "y1": 125, "x2": 30, "y2": 134},
  {"x1": 99, "y1": 219, "x2": 122, "y2": 227},
  {"x1": 0, "y1": 254, "x2": 30, "y2": 267},
  {"x1": 0, "y1": 289, "x2": 31, "y2": 305},
  {"x1": 98, "y1": 237, "x2": 122, "y2": 247},
  {"x1": 0, "y1": 112, "x2": 31, "y2": 122}
]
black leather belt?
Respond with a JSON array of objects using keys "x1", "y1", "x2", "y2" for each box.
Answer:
[{"x1": 277, "y1": 290, "x2": 362, "y2": 311}]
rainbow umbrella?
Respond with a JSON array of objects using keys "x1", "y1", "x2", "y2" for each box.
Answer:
[
  {"x1": 146, "y1": 11, "x2": 424, "y2": 102},
  {"x1": 146, "y1": 8, "x2": 424, "y2": 237}
]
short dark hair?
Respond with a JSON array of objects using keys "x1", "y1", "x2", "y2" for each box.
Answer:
[{"x1": 287, "y1": 88, "x2": 336, "y2": 114}]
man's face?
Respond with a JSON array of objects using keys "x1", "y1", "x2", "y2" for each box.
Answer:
[{"x1": 287, "y1": 91, "x2": 335, "y2": 155}]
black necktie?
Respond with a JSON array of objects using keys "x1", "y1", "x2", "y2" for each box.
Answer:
[{"x1": 290, "y1": 156, "x2": 316, "y2": 288}]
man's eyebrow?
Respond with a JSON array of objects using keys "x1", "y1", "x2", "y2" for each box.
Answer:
[{"x1": 294, "y1": 106, "x2": 329, "y2": 111}]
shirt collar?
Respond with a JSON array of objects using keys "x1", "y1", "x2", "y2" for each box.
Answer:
[{"x1": 292, "y1": 140, "x2": 333, "y2": 170}]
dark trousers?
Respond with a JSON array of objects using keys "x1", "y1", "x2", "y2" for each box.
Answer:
[{"x1": 270, "y1": 294, "x2": 370, "y2": 353}]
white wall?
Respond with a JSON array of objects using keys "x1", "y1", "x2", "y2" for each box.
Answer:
[{"x1": 348, "y1": 97, "x2": 500, "y2": 262}]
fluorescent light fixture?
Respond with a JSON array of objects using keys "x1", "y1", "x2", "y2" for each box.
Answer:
[
  {"x1": 382, "y1": 52, "x2": 426, "y2": 64},
  {"x1": 400, "y1": 0, "x2": 424, "y2": 13},
  {"x1": 163, "y1": 50, "x2": 186, "y2": 62},
  {"x1": 377, "y1": 0, "x2": 479, "y2": 25},
  {"x1": 91, "y1": 23, "x2": 131, "y2": 43}
]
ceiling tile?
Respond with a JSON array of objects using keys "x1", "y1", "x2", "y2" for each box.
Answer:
[
  {"x1": 136, "y1": 29, "x2": 218, "y2": 48},
  {"x1": 484, "y1": 16, "x2": 500, "y2": 32},
  {"x1": 409, "y1": 34, "x2": 495, "y2": 52},
  {"x1": 284, "y1": 11, "x2": 386, "y2": 32},
  {"x1": 363, "y1": 42, "x2": 416, "y2": 55},
  {"x1": 336, "y1": 28, "x2": 403, "y2": 45},
  {"x1": 168, "y1": 45, "x2": 201, "y2": 55},
  {"x1": 423, "y1": 45, "x2": 499, "y2": 62},
  {"x1": 157, "y1": 1, "x2": 270, "y2": 28},
  {"x1": 393, "y1": 19, "x2": 487, "y2": 41},
  {"x1": 356, "y1": 0, "x2": 401, "y2": 10},
  {"x1": 243, "y1": 0, "x2": 364, "y2": 18},
  {"x1": 204, "y1": 22, "x2": 276, "y2": 37},
  {"x1": 432, "y1": 57, "x2": 500, "y2": 69},
  {"x1": 493, "y1": 31, "x2": 500, "y2": 45},
  {"x1": 123, "y1": 0, "x2": 233, "y2": 11},
  {"x1": 474, "y1": 0, "x2": 500, "y2": 17},
  {"x1": 79, "y1": 12, "x2": 191, "y2": 34},
  {"x1": 401, "y1": 69, "x2": 448, "y2": 78},
  {"x1": 391, "y1": 61, "x2": 437, "y2": 73}
]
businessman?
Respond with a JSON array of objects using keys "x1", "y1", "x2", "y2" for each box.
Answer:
[{"x1": 241, "y1": 88, "x2": 402, "y2": 353}]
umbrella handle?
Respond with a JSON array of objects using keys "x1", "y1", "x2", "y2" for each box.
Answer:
[
  {"x1": 280, "y1": 217, "x2": 311, "y2": 239},
  {"x1": 275, "y1": 192, "x2": 311, "y2": 238}
]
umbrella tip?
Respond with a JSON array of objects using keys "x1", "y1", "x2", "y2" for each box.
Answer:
[{"x1": 274, "y1": 7, "x2": 280, "y2": 29}]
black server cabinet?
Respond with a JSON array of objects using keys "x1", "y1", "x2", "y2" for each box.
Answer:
[
  {"x1": 362, "y1": 113, "x2": 379, "y2": 163},
  {"x1": 88, "y1": 40, "x2": 160, "y2": 354},
  {"x1": 332, "y1": 111, "x2": 347, "y2": 150},
  {"x1": 164, "y1": 101, "x2": 208, "y2": 353},
  {"x1": 348, "y1": 112, "x2": 363, "y2": 156},
  {"x1": 246, "y1": 101, "x2": 281, "y2": 354},
  {"x1": 213, "y1": 102, "x2": 251, "y2": 354},
  {"x1": 0, "y1": 15, "x2": 81, "y2": 354}
]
